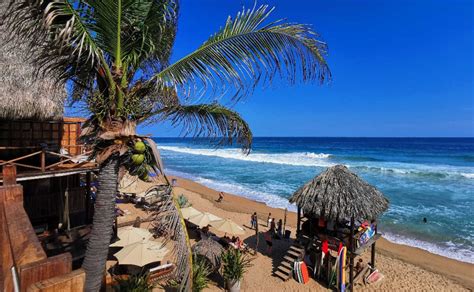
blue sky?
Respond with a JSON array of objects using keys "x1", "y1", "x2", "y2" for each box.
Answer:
[{"x1": 83, "y1": 0, "x2": 474, "y2": 137}]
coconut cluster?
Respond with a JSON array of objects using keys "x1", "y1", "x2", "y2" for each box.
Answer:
[{"x1": 131, "y1": 141, "x2": 149, "y2": 181}]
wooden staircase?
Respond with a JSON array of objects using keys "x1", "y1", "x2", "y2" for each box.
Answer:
[{"x1": 274, "y1": 242, "x2": 305, "y2": 281}]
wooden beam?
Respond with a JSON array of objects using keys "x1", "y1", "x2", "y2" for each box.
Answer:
[
  {"x1": 2, "y1": 164, "x2": 17, "y2": 186},
  {"x1": 349, "y1": 216, "x2": 355, "y2": 292},
  {"x1": 296, "y1": 206, "x2": 301, "y2": 237},
  {"x1": 85, "y1": 172, "x2": 92, "y2": 224},
  {"x1": 371, "y1": 242, "x2": 376, "y2": 270}
]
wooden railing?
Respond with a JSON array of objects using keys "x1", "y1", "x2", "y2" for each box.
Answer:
[{"x1": 0, "y1": 145, "x2": 95, "y2": 174}]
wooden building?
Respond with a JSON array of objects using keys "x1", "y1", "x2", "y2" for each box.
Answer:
[{"x1": 0, "y1": 6, "x2": 96, "y2": 289}]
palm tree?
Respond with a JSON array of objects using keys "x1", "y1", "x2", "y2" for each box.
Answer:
[{"x1": 3, "y1": 1, "x2": 330, "y2": 290}]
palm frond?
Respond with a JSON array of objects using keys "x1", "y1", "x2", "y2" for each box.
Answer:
[
  {"x1": 122, "y1": 0, "x2": 179, "y2": 74},
  {"x1": 3, "y1": 0, "x2": 110, "y2": 87},
  {"x1": 153, "y1": 104, "x2": 253, "y2": 153},
  {"x1": 151, "y1": 4, "x2": 331, "y2": 101},
  {"x1": 146, "y1": 139, "x2": 192, "y2": 291}
]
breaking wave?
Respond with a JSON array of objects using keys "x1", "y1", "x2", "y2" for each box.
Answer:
[{"x1": 159, "y1": 146, "x2": 333, "y2": 167}]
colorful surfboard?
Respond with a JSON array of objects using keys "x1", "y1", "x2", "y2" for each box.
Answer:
[
  {"x1": 300, "y1": 261, "x2": 310, "y2": 284},
  {"x1": 340, "y1": 247, "x2": 347, "y2": 292}
]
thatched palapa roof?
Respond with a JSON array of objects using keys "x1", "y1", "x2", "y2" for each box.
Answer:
[
  {"x1": 192, "y1": 239, "x2": 224, "y2": 271},
  {"x1": 0, "y1": 2, "x2": 66, "y2": 121},
  {"x1": 290, "y1": 165, "x2": 389, "y2": 221}
]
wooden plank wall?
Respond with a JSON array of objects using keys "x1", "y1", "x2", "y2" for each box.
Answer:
[
  {"x1": 0, "y1": 180, "x2": 15, "y2": 292},
  {"x1": 0, "y1": 118, "x2": 85, "y2": 157},
  {"x1": 27, "y1": 269, "x2": 85, "y2": 292}
]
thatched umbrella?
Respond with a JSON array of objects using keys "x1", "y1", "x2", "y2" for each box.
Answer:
[
  {"x1": 0, "y1": 2, "x2": 65, "y2": 121},
  {"x1": 192, "y1": 239, "x2": 224, "y2": 272},
  {"x1": 290, "y1": 165, "x2": 389, "y2": 221},
  {"x1": 290, "y1": 165, "x2": 389, "y2": 292}
]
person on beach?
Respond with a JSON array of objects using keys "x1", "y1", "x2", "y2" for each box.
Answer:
[
  {"x1": 277, "y1": 219, "x2": 283, "y2": 239},
  {"x1": 267, "y1": 213, "x2": 272, "y2": 227},
  {"x1": 264, "y1": 230, "x2": 273, "y2": 254},
  {"x1": 217, "y1": 191, "x2": 224, "y2": 202},
  {"x1": 251, "y1": 212, "x2": 257, "y2": 229}
]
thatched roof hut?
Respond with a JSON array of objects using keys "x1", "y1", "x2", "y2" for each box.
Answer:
[
  {"x1": 0, "y1": 2, "x2": 65, "y2": 121},
  {"x1": 192, "y1": 239, "x2": 224, "y2": 272},
  {"x1": 290, "y1": 165, "x2": 389, "y2": 221}
]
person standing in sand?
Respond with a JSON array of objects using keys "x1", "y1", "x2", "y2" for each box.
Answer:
[
  {"x1": 267, "y1": 213, "x2": 272, "y2": 227},
  {"x1": 270, "y1": 217, "x2": 276, "y2": 235},
  {"x1": 250, "y1": 212, "x2": 257, "y2": 229},
  {"x1": 277, "y1": 219, "x2": 283, "y2": 239}
]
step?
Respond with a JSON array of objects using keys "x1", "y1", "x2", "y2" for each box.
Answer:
[
  {"x1": 293, "y1": 242, "x2": 304, "y2": 249},
  {"x1": 287, "y1": 249, "x2": 302, "y2": 257},
  {"x1": 281, "y1": 261, "x2": 293, "y2": 269},
  {"x1": 274, "y1": 270, "x2": 291, "y2": 281},
  {"x1": 283, "y1": 255, "x2": 297, "y2": 263},
  {"x1": 289, "y1": 245, "x2": 304, "y2": 252},
  {"x1": 277, "y1": 265, "x2": 292, "y2": 274}
]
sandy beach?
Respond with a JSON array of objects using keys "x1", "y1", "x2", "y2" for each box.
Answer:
[{"x1": 169, "y1": 175, "x2": 473, "y2": 291}]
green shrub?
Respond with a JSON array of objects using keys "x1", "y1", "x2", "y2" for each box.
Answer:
[
  {"x1": 113, "y1": 274, "x2": 154, "y2": 292},
  {"x1": 192, "y1": 255, "x2": 212, "y2": 292},
  {"x1": 221, "y1": 249, "x2": 252, "y2": 282},
  {"x1": 177, "y1": 194, "x2": 190, "y2": 208}
]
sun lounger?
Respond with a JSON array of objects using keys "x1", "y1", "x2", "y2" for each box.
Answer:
[{"x1": 148, "y1": 263, "x2": 175, "y2": 283}]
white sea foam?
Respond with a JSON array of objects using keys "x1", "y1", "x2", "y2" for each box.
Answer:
[
  {"x1": 461, "y1": 173, "x2": 474, "y2": 179},
  {"x1": 160, "y1": 146, "x2": 474, "y2": 180},
  {"x1": 352, "y1": 163, "x2": 474, "y2": 180},
  {"x1": 160, "y1": 146, "x2": 334, "y2": 167},
  {"x1": 383, "y1": 232, "x2": 474, "y2": 264}
]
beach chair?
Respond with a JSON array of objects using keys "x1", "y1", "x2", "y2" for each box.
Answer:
[{"x1": 148, "y1": 263, "x2": 175, "y2": 283}]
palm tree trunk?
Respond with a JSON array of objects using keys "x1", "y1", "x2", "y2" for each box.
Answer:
[{"x1": 83, "y1": 154, "x2": 119, "y2": 291}]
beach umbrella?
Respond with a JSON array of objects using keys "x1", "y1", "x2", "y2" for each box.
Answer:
[
  {"x1": 289, "y1": 165, "x2": 389, "y2": 221},
  {"x1": 181, "y1": 206, "x2": 202, "y2": 220},
  {"x1": 110, "y1": 226, "x2": 152, "y2": 247},
  {"x1": 211, "y1": 218, "x2": 245, "y2": 235},
  {"x1": 188, "y1": 212, "x2": 221, "y2": 228},
  {"x1": 114, "y1": 239, "x2": 168, "y2": 267}
]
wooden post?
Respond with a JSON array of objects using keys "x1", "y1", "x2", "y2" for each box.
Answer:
[
  {"x1": 2, "y1": 164, "x2": 17, "y2": 186},
  {"x1": 296, "y1": 206, "x2": 301, "y2": 237},
  {"x1": 371, "y1": 220, "x2": 377, "y2": 269},
  {"x1": 371, "y1": 242, "x2": 376, "y2": 270},
  {"x1": 40, "y1": 149, "x2": 46, "y2": 172},
  {"x1": 85, "y1": 172, "x2": 92, "y2": 224},
  {"x1": 254, "y1": 215, "x2": 259, "y2": 255},
  {"x1": 349, "y1": 216, "x2": 355, "y2": 292}
]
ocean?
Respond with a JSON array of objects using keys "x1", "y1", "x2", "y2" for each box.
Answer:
[{"x1": 152, "y1": 137, "x2": 474, "y2": 263}]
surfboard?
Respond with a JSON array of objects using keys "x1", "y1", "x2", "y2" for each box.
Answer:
[
  {"x1": 297, "y1": 262, "x2": 304, "y2": 283},
  {"x1": 294, "y1": 261, "x2": 303, "y2": 283},
  {"x1": 300, "y1": 261, "x2": 310, "y2": 284},
  {"x1": 340, "y1": 247, "x2": 347, "y2": 292},
  {"x1": 330, "y1": 248, "x2": 341, "y2": 288}
]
